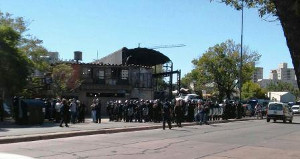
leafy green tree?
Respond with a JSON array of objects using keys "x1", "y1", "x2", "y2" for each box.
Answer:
[
  {"x1": 184, "y1": 40, "x2": 260, "y2": 101},
  {"x1": 214, "y1": 0, "x2": 300, "y2": 91},
  {"x1": 266, "y1": 81, "x2": 299, "y2": 99},
  {"x1": 0, "y1": 11, "x2": 49, "y2": 71},
  {"x1": 0, "y1": 11, "x2": 50, "y2": 97},
  {"x1": 52, "y1": 64, "x2": 82, "y2": 96},
  {"x1": 242, "y1": 81, "x2": 267, "y2": 100},
  {"x1": 0, "y1": 25, "x2": 31, "y2": 97}
]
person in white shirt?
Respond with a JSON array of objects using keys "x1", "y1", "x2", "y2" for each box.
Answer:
[
  {"x1": 55, "y1": 99, "x2": 62, "y2": 123},
  {"x1": 70, "y1": 98, "x2": 77, "y2": 124}
]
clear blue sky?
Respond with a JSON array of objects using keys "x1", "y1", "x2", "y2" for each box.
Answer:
[{"x1": 0, "y1": 0, "x2": 293, "y2": 79}]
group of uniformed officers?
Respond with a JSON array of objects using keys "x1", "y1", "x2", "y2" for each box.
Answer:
[{"x1": 105, "y1": 99, "x2": 236, "y2": 130}]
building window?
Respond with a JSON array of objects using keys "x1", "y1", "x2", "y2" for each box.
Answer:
[
  {"x1": 121, "y1": 70, "x2": 129, "y2": 80},
  {"x1": 98, "y1": 70, "x2": 105, "y2": 79},
  {"x1": 82, "y1": 67, "x2": 91, "y2": 78}
]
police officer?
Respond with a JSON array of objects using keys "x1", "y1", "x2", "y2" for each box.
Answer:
[
  {"x1": 174, "y1": 100, "x2": 183, "y2": 127},
  {"x1": 162, "y1": 100, "x2": 172, "y2": 130},
  {"x1": 59, "y1": 99, "x2": 69, "y2": 127}
]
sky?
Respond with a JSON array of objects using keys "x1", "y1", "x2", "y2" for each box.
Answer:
[{"x1": 0, "y1": 0, "x2": 293, "y2": 79}]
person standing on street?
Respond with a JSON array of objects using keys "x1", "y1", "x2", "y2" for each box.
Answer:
[
  {"x1": 69, "y1": 98, "x2": 77, "y2": 124},
  {"x1": 0, "y1": 97, "x2": 3, "y2": 122},
  {"x1": 55, "y1": 99, "x2": 62, "y2": 123},
  {"x1": 174, "y1": 100, "x2": 183, "y2": 127},
  {"x1": 59, "y1": 99, "x2": 69, "y2": 127},
  {"x1": 162, "y1": 100, "x2": 172, "y2": 130},
  {"x1": 91, "y1": 99, "x2": 97, "y2": 123},
  {"x1": 95, "y1": 98, "x2": 102, "y2": 123}
]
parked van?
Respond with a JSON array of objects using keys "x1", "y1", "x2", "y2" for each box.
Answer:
[{"x1": 266, "y1": 102, "x2": 293, "y2": 123}]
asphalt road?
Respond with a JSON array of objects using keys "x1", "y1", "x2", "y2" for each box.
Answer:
[{"x1": 2, "y1": 115, "x2": 300, "y2": 159}]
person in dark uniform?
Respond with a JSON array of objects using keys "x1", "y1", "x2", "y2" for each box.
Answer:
[
  {"x1": 162, "y1": 100, "x2": 172, "y2": 130},
  {"x1": 95, "y1": 98, "x2": 102, "y2": 123},
  {"x1": 0, "y1": 97, "x2": 3, "y2": 122},
  {"x1": 59, "y1": 99, "x2": 69, "y2": 127},
  {"x1": 174, "y1": 100, "x2": 183, "y2": 127}
]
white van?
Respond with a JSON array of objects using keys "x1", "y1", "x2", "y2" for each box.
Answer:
[{"x1": 266, "y1": 102, "x2": 293, "y2": 123}]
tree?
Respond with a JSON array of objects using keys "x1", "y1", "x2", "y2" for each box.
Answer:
[
  {"x1": 0, "y1": 25, "x2": 31, "y2": 97},
  {"x1": 185, "y1": 40, "x2": 260, "y2": 101},
  {"x1": 215, "y1": 0, "x2": 300, "y2": 91},
  {"x1": 0, "y1": 11, "x2": 50, "y2": 72},
  {"x1": 242, "y1": 81, "x2": 267, "y2": 99},
  {"x1": 51, "y1": 64, "x2": 82, "y2": 96},
  {"x1": 266, "y1": 81, "x2": 299, "y2": 98},
  {"x1": 0, "y1": 11, "x2": 50, "y2": 97}
]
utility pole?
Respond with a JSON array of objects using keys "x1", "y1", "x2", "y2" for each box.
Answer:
[{"x1": 239, "y1": 0, "x2": 244, "y2": 102}]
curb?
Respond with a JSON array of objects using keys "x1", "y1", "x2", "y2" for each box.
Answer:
[{"x1": 0, "y1": 118, "x2": 256, "y2": 144}]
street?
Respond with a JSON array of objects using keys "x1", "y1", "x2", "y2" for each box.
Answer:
[{"x1": 1, "y1": 115, "x2": 300, "y2": 159}]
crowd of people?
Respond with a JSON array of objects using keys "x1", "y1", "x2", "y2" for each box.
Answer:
[
  {"x1": 48, "y1": 98, "x2": 86, "y2": 127},
  {"x1": 103, "y1": 99, "x2": 244, "y2": 128},
  {"x1": 6, "y1": 96, "x2": 245, "y2": 129}
]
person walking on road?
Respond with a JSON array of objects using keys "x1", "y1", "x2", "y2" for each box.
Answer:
[
  {"x1": 162, "y1": 100, "x2": 172, "y2": 130},
  {"x1": 59, "y1": 99, "x2": 69, "y2": 127}
]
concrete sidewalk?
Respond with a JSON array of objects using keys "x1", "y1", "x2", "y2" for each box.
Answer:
[{"x1": 0, "y1": 117, "x2": 257, "y2": 144}]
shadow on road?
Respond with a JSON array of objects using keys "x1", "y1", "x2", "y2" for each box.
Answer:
[{"x1": 270, "y1": 121, "x2": 300, "y2": 125}]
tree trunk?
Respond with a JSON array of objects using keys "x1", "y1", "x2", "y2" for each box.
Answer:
[{"x1": 273, "y1": 0, "x2": 300, "y2": 89}]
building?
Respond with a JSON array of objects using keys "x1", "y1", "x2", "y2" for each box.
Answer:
[
  {"x1": 268, "y1": 63, "x2": 298, "y2": 88},
  {"x1": 64, "y1": 63, "x2": 154, "y2": 114},
  {"x1": 62, "y1": 47, "x2": 171, "y2": 114},
  {"x1": 269, "y1": 70, "x2": 278, "y2": 80},
  {"x1": 48, "y1": 52, "x2": 59, "y2": 64},
  {"x1": 252, "y1": 67, "x2": 263, "y2": 82},
  {"x1": 267, "y1": 92, "x2": 296, "y2": 103},
  {"x1": 269, "y1": 63, "x2": 296, "y2": 81}
]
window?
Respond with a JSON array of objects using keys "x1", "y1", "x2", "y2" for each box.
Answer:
[
  {"x1": 121, "y1": 70, "x2": 129, "y2": 80},
  {"x1": 82, "y1": 67, "x2": 91, "y2": 78},
  {"x1": 98, "y1": 70, "x2": 105, "y2": 79},
  {"x1": 269, "y1": 104, "x2": 283, "y2": 110}
]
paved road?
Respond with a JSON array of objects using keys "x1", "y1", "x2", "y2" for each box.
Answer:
[{"x1": 1, "y1": 115, "x2": 300, "y2": 159}]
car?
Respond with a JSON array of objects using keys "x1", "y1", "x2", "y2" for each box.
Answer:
[
  {"x1": 183, "y1": 94, "x2": 201, "y2": 103},
  {"x1": 266, "y1": 102, "x2": 293, "y2": 123},
  {"x1": 176, "y1": 93, "x2": 201, "y2": 103},
  {"x1": 291, "y1": 105, "x2": 300, "y2": 114}
]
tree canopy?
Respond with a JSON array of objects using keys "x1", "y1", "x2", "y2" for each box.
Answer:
[
  {"x1": 51, "y1": 64, "x2": 82, "y2": 96},
  {"x1": 214, "y1": 0, "x2": 300, "y2": 91},
  {"x1": 0, "y1": 11, "x2": 49, "y2": 72},
  {"x1": 242, "y1": 81, "x2": 267, "y2": 99},
  {"x1": 0, "y1": 11, "x2": 50, "y2": 97},
  {"x1": 182, "y1": 40, "x2": 261, "y2": 101},
  {"x1": 0, "y1": 25, "x2": 31, "y2": 95}
]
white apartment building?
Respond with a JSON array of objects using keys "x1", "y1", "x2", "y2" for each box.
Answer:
[
  {"x1": 259, "y1": 62, "x2": 298, "y2": 88},
  {"x1": 270, "y1": 63, "x2": 296, "y2": 81}
]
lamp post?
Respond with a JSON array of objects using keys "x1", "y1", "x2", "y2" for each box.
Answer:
[{"x1": 239, "y1": 0, "x2": 244, "y2": 102}]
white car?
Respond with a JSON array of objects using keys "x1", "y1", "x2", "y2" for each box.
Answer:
[
  {"x1": 266, "y1": 102, "x2": 293, "y2": 123},
  {"x1": 175, "y1": 93, "x2": 201, "y2": 103},
  {"x1": 291, "y1": 105, "x2": 300, "y2": 114}
]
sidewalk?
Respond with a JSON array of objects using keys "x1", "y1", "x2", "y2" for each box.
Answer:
[{"x1": 0, "y1": 117, "x2": 256, "y2": 144}]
